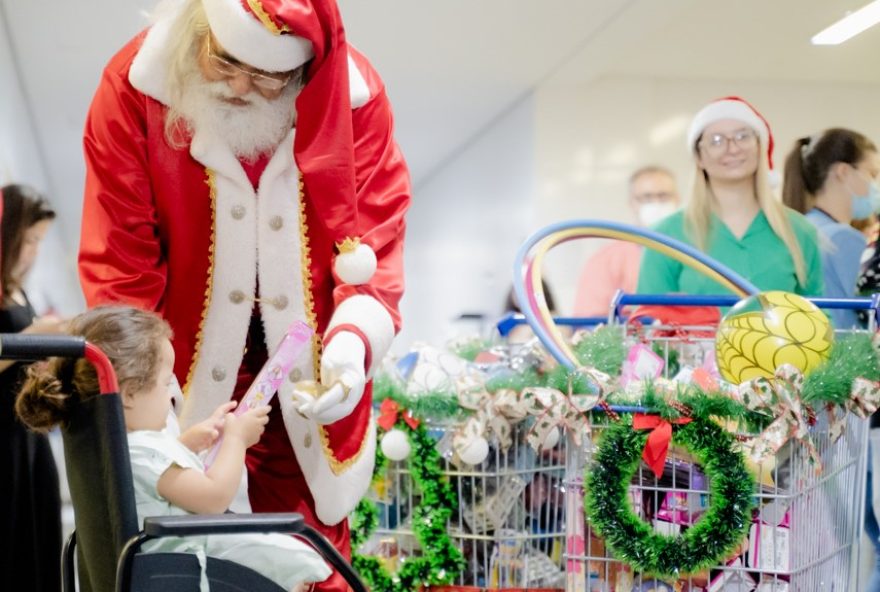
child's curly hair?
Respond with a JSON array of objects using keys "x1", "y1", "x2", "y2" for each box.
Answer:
[{"x1": 15, "y1": 306, "x2": 172, "y2": 432}]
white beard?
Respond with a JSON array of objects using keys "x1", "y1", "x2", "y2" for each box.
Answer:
[{"x1": 176, "y1": 66, "x2": 298, "y2": 161}]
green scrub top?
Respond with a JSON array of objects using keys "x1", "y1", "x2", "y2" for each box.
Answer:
[{"x1": 637, "y1": 210, "x2": 823, "y2": 297}]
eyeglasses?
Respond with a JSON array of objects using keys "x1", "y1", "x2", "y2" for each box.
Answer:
[
  {"x1": 206, "y1": 36, "x2": 293, "y2": 91},
  {"x1": 699, "y1": 129, "x2": 758, "y2": 157}
]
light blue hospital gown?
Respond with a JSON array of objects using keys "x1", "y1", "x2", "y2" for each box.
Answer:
[{"x1": 128, "y1": 430, "x2": 331, "y2": 591}]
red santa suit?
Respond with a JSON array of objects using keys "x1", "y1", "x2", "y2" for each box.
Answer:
[{"x1": 78, "y1": 1, "x2": 410, "y2": 588}]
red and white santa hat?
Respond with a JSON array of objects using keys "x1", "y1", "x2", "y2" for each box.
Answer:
[
  {"x1": 201, "y1": 0, "x2": 314, "y2": 72},
  {"x1": 686, "y1": 96, "x2": 775, "y2": 172},
  {"x1": 200, "y1": 0, "x2": 376, "y2": 284}
]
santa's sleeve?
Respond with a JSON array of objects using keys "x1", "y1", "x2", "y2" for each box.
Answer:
[
  {"x1": 79, "y1": 57, "x2": 167, "y2": 312},
  {"x1": 323, "y1": 51, "x2": 411, "y2": 376}
]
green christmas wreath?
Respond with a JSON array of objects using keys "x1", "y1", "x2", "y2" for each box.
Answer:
[
  {"x1": 585, "y1": 415, "x2": 755, "y2": 578},
  {"x1": 350, "y1": 419, "x2": 465, "y2": 592}
]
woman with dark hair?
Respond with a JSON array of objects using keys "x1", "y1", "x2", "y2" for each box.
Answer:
[
  {"x1": 782, "y1": 128, "x2": 879, "y2": 329},
  {"x1": 0, "y1": 184, "x2": 64, "y2": 592}
]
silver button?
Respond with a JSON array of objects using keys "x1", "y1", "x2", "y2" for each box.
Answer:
[
  {"x1": 304, "y1": 433, "x2": 312, "y2": 448},
  {"x1": 231, "y1": 205, "x2": 246, "y2": 220},
  {"x1": 269, "y1": 215, "x2": 283, "y2": 231},
  {"x1": 289, "y1": 368, "x2": 303, "y2": 382},
  {"x1": 211, "y1": 367, "x2": 226, "y2": 382},
  {"x1": 229, "y1": 290, "x2": 245, "y2": 304},
  {"x1": 273, "y1": 295, "x2": 289, "y2": 310}
]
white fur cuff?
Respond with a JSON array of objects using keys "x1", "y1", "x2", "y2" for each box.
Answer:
[{"x1": 326, "y1": 294, "x2": 395, "y2": 377}]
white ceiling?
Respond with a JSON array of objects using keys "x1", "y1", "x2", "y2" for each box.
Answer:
[{"x1": 2, "y1": 0, "x2": 879, "y2": 243}]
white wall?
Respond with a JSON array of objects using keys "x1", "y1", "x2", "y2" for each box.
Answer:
[
  {"x1": 536, "y1": 75, "x2": 880, "y2": 314},
  {"x1": 394, "y1": 94, "x2": 537, "y2": 353},
  {"x1": 0, "y1": 7, "x2": 45, "y2": 187},
  {"x1": 0, "y1": 5, "x2": 83, "y2": 315}
]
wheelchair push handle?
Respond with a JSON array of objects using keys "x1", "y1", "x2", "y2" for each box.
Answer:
[
  {"x1": 0, "y1": 334, "x2": 85, "y2": 359},
  {"x1": 0, "y1": 333, "x2": 119, "y2": 395}
]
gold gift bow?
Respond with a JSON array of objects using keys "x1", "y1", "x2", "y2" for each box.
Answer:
[
  {"x1": 732, "y1": 365, "x2": 880, "y2": 473},
  {"x1": 732, "y1": 364, "x2": 821, "y2": 471},
  {"x1": 521, "y1": 367, "x2": 611, "y2": 450},
  {"x1": 519, "y1": 386, "x2": 600, "y2": 450},
  {"x1": 452, "y1": 367, "x2": 610, "y2": 459},
  {"x1": 826, "y1": 377, "x2": 880, "y2": 441}
]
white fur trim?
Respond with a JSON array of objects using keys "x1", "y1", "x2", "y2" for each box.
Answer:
[
  {"x1": 280, "y1": 406, "x2": 376, "y2": 525},
  {"x1": 202, "y1": 0, "x2": 313, "y2": 73},
  {"x1": 257, "y1": 128, "x2": 316, "y2": 386},
  {"x1": 129, "y1": 0, "x2": 181, "y2": 105},
  {"x1": 334, "y1": 243, "x2": 376, "y2": 285},
  {"x1": 347, "y1": 53, "x2": 370, "y2": 109},
  {"x1": 130, "y1": 7, "x2": 367, "y2": 107},
  {"x1": 326, "y1": 294, "x2": 394, "y2": 377},
  {"x1": 178, "y1": 128, "x2": 257, "y2": 428},
  {"x1": 686, "y1": 99, "x2": 768, "y2": 150}
]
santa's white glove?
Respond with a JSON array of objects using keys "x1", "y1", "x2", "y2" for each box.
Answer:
[{"x1": 296, "y1": 331, "x2": 366, "y2": 425}]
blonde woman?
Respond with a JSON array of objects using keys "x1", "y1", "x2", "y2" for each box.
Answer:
[{"x1": 638, "y1": 97, "x2": 822, "y2": 296}]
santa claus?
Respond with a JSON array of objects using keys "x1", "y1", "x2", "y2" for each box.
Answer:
[{"x1": 78, "y1": 0, "x2": 410, "y2": 589}]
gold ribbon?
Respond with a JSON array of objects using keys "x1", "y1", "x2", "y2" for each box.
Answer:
[
  {"x1": 732, "y1": 364, "x2": 820, "y2": 471},
  {"x1": 451, "y1": 367, "x2": 607, "y2": 458},
  {"x1": 454, "y1": 383, "x2": 528, "y2": 452},
  {"x1": 520, "y1": 386, "x2": 599, "y2": 449},
  {"x1": 846, "y1": 377, "x2": 880, "y2": 419},
  {"x1": 733, "y1": 364, "x2": 880, "y2": 473}
]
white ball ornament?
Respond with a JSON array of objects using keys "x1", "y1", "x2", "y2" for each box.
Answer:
[
  {"x1": 334, "y1": 243, "x2": 377, "y2": 285},
  {"x1": 541, "y1": 426, "x2": 560, "y2": 450},
  {"x1": 380, "y1": 429, "x2": 411, "y2": 461},
  {"x1": 458, "y1": 436, "x2": 490, "y2": 466}
]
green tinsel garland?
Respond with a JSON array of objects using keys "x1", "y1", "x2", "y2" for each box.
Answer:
[
  {"x1": 372, "y1": 374, "x2": 462, "y2": 421},
  {"x1": 802, "y1": 333, "x2": 880, "y2": 405},
  {"x1": 585, "y1": 416, "x2": 756, "y2": 578},
  {"x1": 351, "y1": 421, "x2": 465, "y2": 592},
  {"x1": 574, "y1": 325, "x2": 628, "y2": 375},
  {"x1": 604, "y1": 383, "x2": 773, "y2": 433},
  {"x1": 449, "y1": 336, "x2": 494, "y2": 362}
]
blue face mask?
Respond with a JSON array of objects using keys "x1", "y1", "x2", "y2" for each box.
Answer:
[{"x1": 850, "y1": 171, "x2": 880, "y2": 220}]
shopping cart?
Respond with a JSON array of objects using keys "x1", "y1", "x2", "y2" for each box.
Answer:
[
  {"x1": 564, "y1": 293, "x2": 877, "y2": 592},
  {"x1": 367, "y1": 415, "x2": 569, "y2": 589}
]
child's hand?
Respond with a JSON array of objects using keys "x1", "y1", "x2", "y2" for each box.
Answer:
[
  {"x1": 224, "y1": 405, "x2": 270, "y2": 448},
  {"x1": 179, "y1": 401, "x2": 237, "y2": 453}
]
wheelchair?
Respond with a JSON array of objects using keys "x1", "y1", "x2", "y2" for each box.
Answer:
[{"x1": 1, "y1": 334, "x2": 367, "y2": 592}]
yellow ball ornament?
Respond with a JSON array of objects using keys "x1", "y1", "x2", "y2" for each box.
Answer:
[{"x1": 715, "y1": 291, "x2": 833, "y2": 385}]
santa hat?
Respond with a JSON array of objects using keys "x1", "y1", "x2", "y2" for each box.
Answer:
[
  {"x1": 201, "y1": 0, "x2": 376, "y2": 285},
  {"x1": 686, "y1": 96, "x2": 776, "y2": 174}
]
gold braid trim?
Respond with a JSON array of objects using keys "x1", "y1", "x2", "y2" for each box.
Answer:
[
  {"x1": 246, "y1": 0, "x2": 289, "y2": 35},
  {"x1": 297, "y1": 173, "x2": 321, "y2": 380},
  {"x1": 299, "y1": 173, "x2": 370, "y2": 475},
  {"x1": 183, "y1": 169, "x2": 217, "y2": 396},
  {"x1": 318, "y1": 420, "x2": 371, "y2": 475}
]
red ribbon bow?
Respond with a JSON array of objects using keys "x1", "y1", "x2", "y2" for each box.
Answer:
[
  {"x1": 632, "y1": 413, "x2": 692, "y2": 478},
  {"x1": 377, "y1": 398, "x2": 419, "y2": 431}
]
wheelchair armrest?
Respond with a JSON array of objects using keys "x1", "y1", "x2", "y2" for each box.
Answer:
[
  {"x1": 131, "y1": 512, "x2": 368, "y2": 592},
  {"x1": 143, "y1": 512, "x2": 305, "y2": 537}
]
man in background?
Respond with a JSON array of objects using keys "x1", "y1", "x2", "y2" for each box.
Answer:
[{"x1": 573, "y1": 166, "x2": 680, "y2": 317}]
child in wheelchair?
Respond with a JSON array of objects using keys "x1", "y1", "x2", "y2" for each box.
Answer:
[{"x1": 16, "y1": 305, "x2": 331, "y2": 592}]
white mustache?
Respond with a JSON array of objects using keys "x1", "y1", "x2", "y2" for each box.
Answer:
[{"x1": 205, "y1": 81, "x2": 265, "y2": 105}]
